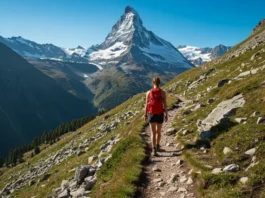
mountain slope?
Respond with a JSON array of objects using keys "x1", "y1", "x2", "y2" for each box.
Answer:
[
  {"x1": 0, "y1": 43, "x2": 95, "y2": 157},
  {"x1": 84, "y1": 6, "x2": 193, "y2": 109},
  {"x1": 87, "y1": 6, "x2": 192, "y2": 70},
  {"x1": 178, "y1": 44, "x2": 232, "y2": 66}
]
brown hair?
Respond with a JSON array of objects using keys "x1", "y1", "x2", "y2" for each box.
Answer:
[{"x1": 152, "y1": 77, "x2": 160, "y2": 87}]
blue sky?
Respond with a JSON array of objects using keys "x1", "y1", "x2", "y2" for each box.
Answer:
[{"x1": 0, "y1": 0, "x2": 264, "y2": 48}]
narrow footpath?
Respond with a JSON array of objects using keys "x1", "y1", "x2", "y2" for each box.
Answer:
[{"x1": 138, "y1": 100, "x2": 197, "y2": 198}]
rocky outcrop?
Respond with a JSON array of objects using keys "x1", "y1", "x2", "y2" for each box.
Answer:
[{"x1": 198, "y1": 94, "x2": 245, "y2": 139}]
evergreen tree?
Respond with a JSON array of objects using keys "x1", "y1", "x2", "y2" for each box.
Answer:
[{"x1": 34, "y1": 146, "x2": 40, "y2": 155}]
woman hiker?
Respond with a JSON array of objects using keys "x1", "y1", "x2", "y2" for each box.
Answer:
[{"x1": 144, "y1": 77, "x2": 168, "y2": 156}]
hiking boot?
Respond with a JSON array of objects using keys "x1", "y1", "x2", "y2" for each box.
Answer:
[
  {"x1": 156, "y1": 144, "x2": 161, "y2": 152},
  {"x1": 151, "y1": 148, "x2": 158, "y2": 156}
]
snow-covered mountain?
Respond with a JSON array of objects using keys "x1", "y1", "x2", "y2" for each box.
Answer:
[
  {"x1": 178, "y1": 44, "x2": 232, "y2": 66},
  {"x1": 86, "y1": 6, "x2": 193, "y2": 70},
  {"x1": 0, "y1": 6, "x2": 193, "y2": 72}
]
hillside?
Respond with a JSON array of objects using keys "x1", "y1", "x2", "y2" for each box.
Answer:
[
  {"x1": 0, "y1": 43, "x2": 96, "y2": 157},
  {"x1": 1, "y1": 14, "x2": 265, "y2": 198}
]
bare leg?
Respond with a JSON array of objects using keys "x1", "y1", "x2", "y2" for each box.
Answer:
[
  {"x1": 156, "y1": 123, "x2": 163, "y2": 146},
  {"x1": 150, "y1": 123, "x2": 157, "y2": 148}
]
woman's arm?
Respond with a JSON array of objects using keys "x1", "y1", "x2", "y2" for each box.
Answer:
[{"x1": 163, "y1": 91, "x2": 168, "y2": 122}]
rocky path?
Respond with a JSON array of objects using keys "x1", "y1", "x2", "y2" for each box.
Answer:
[{"x1": 139, "y1": 99, "x2": 197, "y2": 198}]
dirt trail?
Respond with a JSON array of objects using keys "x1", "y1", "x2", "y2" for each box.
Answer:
[{"x1": 138, "y1": 99, "x2": 197, "y2": 198}]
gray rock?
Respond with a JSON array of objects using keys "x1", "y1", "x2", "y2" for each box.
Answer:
[
  {"x1": 168, "y1": 187, "x2": 178, "y2": 192},
  {"x1": 88, "y1": 155, "x2": 98, "y2": 164},
  {"x1": 251, "y1": 111, "x2": 260, "y2": 117},
  {"x1": 199, "y1": 94, "x2": 245, "y2": 138},
  {"x1": 245, "y1": 148, "x2": 256, "y2": 156},
  {"x1": 239, "y1": 177, "x2": 249, "y2": 184},
  {"x1": 223, "y1": 164, "x2": 240, "y2": 172},
  {"x1": 223, "y1": 147, "x2": 233, "y2": 155},
  {"x1": 58, "y1": 189, "x2": 70, "y2": 198},
  {"x1": 235, "y1": 117, "x2": 247, "y2": 123},
  {"x1": 207, "y1": 98, "x2": 216, "y2": 104},
  {"x1": 70, "y1": 187, "x2": 85, "y2": 198},
  {"x1": 84, "y1": 176, "x2": 97, "y2": 190},
  {"x1": 75, "y1": 165, "x2": 91, "y2": 184},
  {"x1": 212, "y1": 168, "x2": 223, "y2": 174},
  {"x1": 187, "y1": 177, "x2": 193, "y2": 184},
  {"x1": 61, "y1": 180, "x2": 69, "y2": 190},
  {"x1": 183, "y1": 109, "x2": 192, "y2": 115},
  {"x1": 153, "y1": 178, "x2": 163, "y2": 183},
  {"x1": 217, "y1": 79, "x2": 230, "y2": 87},
  {"x1": 39, "y1": 173, "x2": 52, "y2": 183},
  {"x1": 257, "y1": 117, "x2": 265, "y2": 124},
  {"x1": 165, "y1": 128, "x2": 176, "y2": 136}
]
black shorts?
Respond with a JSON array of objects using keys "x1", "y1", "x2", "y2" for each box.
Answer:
[{"x1": 148, "y1": 113, "x2": 164, "y2": 124}]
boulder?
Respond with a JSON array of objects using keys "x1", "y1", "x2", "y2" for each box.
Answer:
[
  {"x1": 84, "y1": 176, "x2": 97, "y2": 190},
  {"x1": 75, "y1": 165, "x2": 91, "y2": 184},
  {"x1": 199, "y1": 94, "x2": 245, "y2": 139},
  {"x1": 58, "y1": 189, "x2": 70, "y2": 198},
  {"x1": 223, "y1": 164, "x2": 240, "y2": 172}
]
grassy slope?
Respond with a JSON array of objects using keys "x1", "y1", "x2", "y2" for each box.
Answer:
[{"x1": 163, "y1": 37, "x2": 265, "y2": 197}]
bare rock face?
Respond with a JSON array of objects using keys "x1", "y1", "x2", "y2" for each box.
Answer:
[{"x1": 199, "y1": 94, "x2": 245, "y2": 139}]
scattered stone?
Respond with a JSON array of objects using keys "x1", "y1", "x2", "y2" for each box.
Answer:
[
  {"x1": 183, "y1": 109, "x2": 192, "y2": 115},
  {"x1": 77, "y1": 150, "x2": 85, "y2": 156},
  {"x1": 235, "y1": 117, "x2": 247, "y2": 123},
  {"x1": 58, "y1": 189, "x2": 70, "y2": 198},
  {"x1": 158, "y1": 181, "x2": 166, "y2": 187},
  {"x1": 165, "y1": 128, "x2": 176, "y2": 136},
  {"x1": 167, "y1": 173, "x2": 178, "y2": 184},
  {"x1": 207, "y1": 98, "x2": 216, "y2": 104},
  {"x1": 60, "y1": 180, "x2": 69, "y2": 190},
  {"x1": 182, "y1": 129, "x2": 191, "y2": 136},
  {"x1": 88, "y1": 155, "x2": 98, "y2": 164},
  {"x1": 178, "y1": 187, "x2": 187, "y2": 192},
  {"x1": 153, "y1": 178, "x2": 163, "y2": 183},
  {"x1": 223, "y1": 164, "x2": 240, "y2": 172},
  {"x1": 152, "y1": 166, "x2": 161, "y2": 172},
  {"x1": 257, "y1": 117, "x2": 265, "y2": 124},
  {"x1": 166, "y1": 142, "x2": 174, "y2": 147},
  {"x1": 223, "y1": 147, "x2": 233, "y2": 155},
  {"x1": 75, "y1": 165, "x2": 90, "y2": 184},
  {"x1": 217, "y1": 79, "x2": 230, "y2": 87},
  {"x1": 212, "y1": 168, "x2": 223, "y2": 174},
  {"x1": 179, "y1": 176, "x2": 187, "y2": 183},
  {"x1": 39, "y1": 173, "x2": 52, "y2": 183},
  {"x1": 251, "y1": 111, "x2": 260, "y2": 117},
  {"x1": 160, "y1": 192, "x2": 166, "y2": 196},
  {"x1": 176, "y1": 159, "x2": 184, "y2": 166},
  {"x1": 240, "y1": 177, "x2": 249, "y2": 184},
  {"x1": 245, "y1": 148, "x2": 256, "y2": 156},
  {"x1": 187, "y1": 177, "x2": 193, "y2": 184},
  {"x1": 168, "y1": 187, "x2": 178, "y2": 192}
]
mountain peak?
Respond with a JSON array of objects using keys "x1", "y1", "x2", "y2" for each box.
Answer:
[{"x1": 124, "y1": 6, "x2": 138, "y2": 15}]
